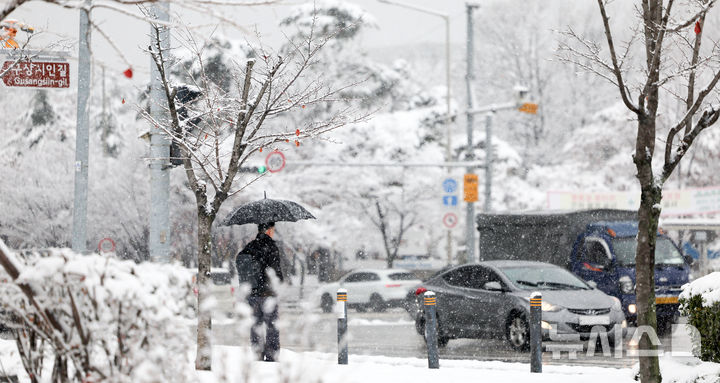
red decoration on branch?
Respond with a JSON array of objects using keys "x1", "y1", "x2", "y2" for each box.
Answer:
[
  {"x1": 123, "y1": 68, "x2": 133, "y2": 79},
  {"x1": 695, "y1": 21, "x2": 702, "y2": 35}
]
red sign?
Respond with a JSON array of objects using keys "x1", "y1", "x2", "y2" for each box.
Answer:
[
  {"x1": 265, "y1": 150, "x2": 286, "y2": 173},
  {"x1": 97, "y1": 237, "x2": 116, "y2": 253},
  {"x1": 2, "y1": 60, "x2": 70, "y2": 88},
  {"x1": 442, "y1": 212, "x2": 458, "y2": 229}
]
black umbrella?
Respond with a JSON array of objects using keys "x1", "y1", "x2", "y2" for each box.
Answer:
[{"x1": 222, "y1": 194, "x2": 315, "y2": 226}]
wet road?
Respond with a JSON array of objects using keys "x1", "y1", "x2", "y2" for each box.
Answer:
[{"x1": 210, "y1": 289, "x2": 695, "y2": 368}]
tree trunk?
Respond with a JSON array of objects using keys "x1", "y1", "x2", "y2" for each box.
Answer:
[
  {"x1": 386, "y1": 252, "x2": 394, "y2": 269},
  {"x1": 634, "y1": 116, "x2": 662, "y2": 383},
  {"x1": 195, "y1": 211, "x2": 214, "y2": 371}
]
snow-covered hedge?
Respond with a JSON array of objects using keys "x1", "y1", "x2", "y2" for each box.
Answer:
[
  {"x1": 680, "y1": 272, "x2": 720, "y2": 363},
  {"x1": 0, "y1": 240, "x2": 196, "y2": 382}
]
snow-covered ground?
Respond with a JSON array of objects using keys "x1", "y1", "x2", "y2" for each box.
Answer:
[
  {"x1": 191, "y1": 347, "x2": 720, "y2": 383},
  {"x1": 2, "y1": 336, "x2": 719, "y2": 383},
  {"x1": 196, "y1": 347, "x2": 637, "y2": 383}
]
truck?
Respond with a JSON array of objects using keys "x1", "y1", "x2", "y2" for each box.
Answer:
[{"x1": 476, "y1": 209, "x2": 693, "y2": 330}]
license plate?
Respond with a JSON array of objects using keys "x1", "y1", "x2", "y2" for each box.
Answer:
[
  {"x1": 656, "y1": 296, "x2": 679, "y2": 304},
  {"x1": 578, "y1": 316, "x2": 610, "y2": 326}
]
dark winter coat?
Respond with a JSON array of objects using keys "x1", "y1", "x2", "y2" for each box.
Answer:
[{"x1": 239, "y1": 233, "x2": 284, "y2": 297}]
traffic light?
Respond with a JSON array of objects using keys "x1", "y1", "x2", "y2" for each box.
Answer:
[{"x1": 238, "y1": 166, "x2": 267, "y2": 174}]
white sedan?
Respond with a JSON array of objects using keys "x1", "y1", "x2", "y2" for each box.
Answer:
[{"x1": 317, "y1": 269, "x2": 421, "y2": 313}]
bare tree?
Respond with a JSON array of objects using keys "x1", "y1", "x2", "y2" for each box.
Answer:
[
  {"x1": 142, "y1": 19, "x2": 367, "y2": 369},
  {"x1": 365, "y1": 189, "x2": 418, "y2": 269},
  {"x1": 563, "y1": 1, "x2": 720, "y2": 381}
]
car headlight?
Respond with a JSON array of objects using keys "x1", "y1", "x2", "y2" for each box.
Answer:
[
  {"x1": 611, "y1": 296, "x2": 622, "y2": 311},
  {"x1": 541, "y1": 301, "x2": 563, "y2": 312},
  {"x1": 619, "y1": 275, "x2": 634, "y2": 294}
]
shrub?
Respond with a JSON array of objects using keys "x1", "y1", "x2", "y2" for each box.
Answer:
[
  {"x1": 680, "y1": 272, "x2": 720, "y2": 363},
  {"x1": 0, "y1": 241, "x2": 196, "y2": 382}
]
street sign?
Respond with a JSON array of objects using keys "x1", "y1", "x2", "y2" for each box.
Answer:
[
  {"x1": 442, "y1": 212, "x2": 458, "y2": 229},
  {"x1": 518, "y1": 102, "x2": 538, "y2": 114},
  {"x1": 464, "y1": 174, "x2": 479, "y2": 202},
  {"x1": 443, "y1": 195, "x2": 458, "y2": 207},
  {"x1": 265, "y1": 150, "x2": 286, "y2": 173},
  {"x1": 1, "y1": 60, "x2": 69, "y2": 88},
  {"x1": 442, "y1": 178, "x2": 458, "y2": 193},
  {"x1": 97, "y1": 237, "x2": 116, "y2": 253}
]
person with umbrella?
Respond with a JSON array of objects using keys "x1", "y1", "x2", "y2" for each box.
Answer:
[
  {"x1": 224, "y1": 195, "x2": 315, "y2": 362},
  {"x1": 238, "y1": 221, "x2": 283, "y2": 362}
]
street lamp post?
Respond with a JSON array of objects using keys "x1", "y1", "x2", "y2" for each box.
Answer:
[
  {"x1": 377, "y1": 0, "x2": 454, "y2": 265},
  {"x1": 465, "y1": 2, "x2": 479, "y2": 264}
]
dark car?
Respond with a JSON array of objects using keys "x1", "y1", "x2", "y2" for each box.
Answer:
[{"x1": 412, "y1": 261, "x2": 626, "y2": 350}]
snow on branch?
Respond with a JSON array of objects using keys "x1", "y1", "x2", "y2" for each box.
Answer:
[
  {"x1": 0, "y1": 240, "x2": 197, "y2": 381},
  {"x1": 140, "y1": 16, "x2": 371, "y2": 217}
]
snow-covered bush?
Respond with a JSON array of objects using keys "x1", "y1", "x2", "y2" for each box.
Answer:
[
  {"x1": 0, "y1": 240, "x2": 196, "y2": 382},
  {"x1": 680, "y1": 272, "x2": 720, "y2": 362}
]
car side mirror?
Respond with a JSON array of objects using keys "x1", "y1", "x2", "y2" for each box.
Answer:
[
  {"x1": 586, "y1": 280, "x2": 598, "y2": 289},
  {"x1": 484, "y1": 281, "x2": 504, "y2": 292},
  {"x1": 603, "y1": 258, "x2": 614, "y2": 271},
  {"x1": 684, "y1": 254, "x2": 694, "y2": 266}
]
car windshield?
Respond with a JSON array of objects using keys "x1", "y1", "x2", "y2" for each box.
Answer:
[
  {"x1": 500, "y1": 266, "x2": 591, "y2": 290},
  {"x1": 613, "y1": 237, "x2": 684, "y2": 266}
]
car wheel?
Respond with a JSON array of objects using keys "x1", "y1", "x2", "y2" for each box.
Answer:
[
  {"x1": 437, "y1": 334, "x2": 450, "y2": 348},
  {"x1": 657, "y1": 317, "x2": 674, "y2": 336},
  {"x1": 415, "y1": 315, "x2": 425, "y2": 336},
  {"x1": 605, "y1": 332, "x2": 619, "y2": 349},
  {"x1": 506, "y1": 314, "x2": 530, "y2": 351},
  {"x1": 422, "y1": 315, "x2": 450, "y2": 348},
  {"x1": 370, "y1": 294, "x2": 386, "y2": 312},
  {"x1": 320, "y1": 294, "x2": 333, "y2": 313}
]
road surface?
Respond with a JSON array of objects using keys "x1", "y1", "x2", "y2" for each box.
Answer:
[{"x1": 210, "y1": 286, "x2": 696, "y2": 368}]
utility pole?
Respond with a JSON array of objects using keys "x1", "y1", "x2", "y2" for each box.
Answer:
[
  {"x1": 149, "y1": 3, "x2": 171, "y2": 263},
  {"x1": 465, "y1": 2, "x2": 479, "y2": 264},
  {"x1": 72, "y1": 0, "x2": 91, "y2": 253}
]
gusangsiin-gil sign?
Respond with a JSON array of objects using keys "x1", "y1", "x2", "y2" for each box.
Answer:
[{"x1": 2, "y1": 60, "x2": 70, "y2": 88}]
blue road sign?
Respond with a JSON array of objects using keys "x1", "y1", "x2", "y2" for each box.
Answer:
[
  {"x1": 442, "y1": 178, "x2": 458, "y2": 193},
  {"x1": 443, "y1": 196, "x2": 458, "y2": 206}
]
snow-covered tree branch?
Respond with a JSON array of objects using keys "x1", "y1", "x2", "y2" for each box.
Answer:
[{"x1": 0, "y1": 239, "x2": 196, "y2": 382}]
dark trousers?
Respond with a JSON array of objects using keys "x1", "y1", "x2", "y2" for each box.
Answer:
[{"x1": 248, "y1": 296, "x2": 279, "y2": 361}]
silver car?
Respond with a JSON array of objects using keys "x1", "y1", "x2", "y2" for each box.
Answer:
[{"x1": 413, "y1": 260, "x2": 626, "y2": 350}]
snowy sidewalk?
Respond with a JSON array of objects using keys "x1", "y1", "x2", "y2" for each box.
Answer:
[
  {"x1": 3, "y1": 338, "x2": 720, "y2": 382},
  {"x1": 197, "y1": 346, "x2": 639, "y2": 383}
]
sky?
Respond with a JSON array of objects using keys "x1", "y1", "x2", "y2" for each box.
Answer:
[{"x1": 7, "y1": 0, "x2": 473, "y2": 84}]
